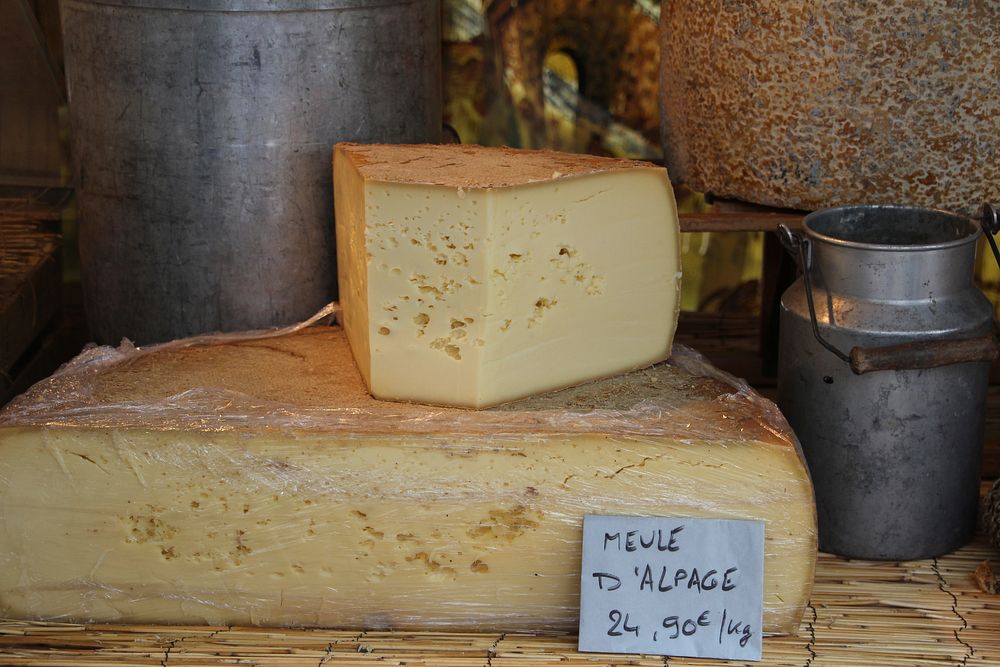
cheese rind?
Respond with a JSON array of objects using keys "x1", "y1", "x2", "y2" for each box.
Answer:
[
  {"x1": 333, "y1": 143, "x2": 681, "y2": 408},
  {"x1": 0, "y1": 327, "x2": 815, "y2": 634}
]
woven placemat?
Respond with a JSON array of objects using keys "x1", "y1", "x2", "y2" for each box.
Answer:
[{"x1": 1, "y1": 538, "x2": 997, "y2": 666}]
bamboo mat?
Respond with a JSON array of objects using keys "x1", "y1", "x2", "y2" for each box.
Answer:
[{"x1": 1, "y1": 540, "x2": 997, "y2": 667}]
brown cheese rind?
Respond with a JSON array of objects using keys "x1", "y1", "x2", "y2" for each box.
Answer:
[
  {"x1": 659, "y1": 1, "x2": 999, "y2": 216},
  {"x1": 336, "y1": 142, "x2": 665, "y2": 190},
  {"x1": 1, "y1": 327, "x2": 793, "y2": 445}
]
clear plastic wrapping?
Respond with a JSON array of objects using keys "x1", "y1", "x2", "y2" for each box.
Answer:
[
  {"x1": 0, "y1": 319, "x2": 816, "y2": 635},
  {"x1": 2, "y1": 306, "x2": 791, "y2": 443}
]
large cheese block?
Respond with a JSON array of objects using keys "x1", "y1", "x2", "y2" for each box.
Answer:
[
  {"x1": 659, "y1": 0, "x2": 999, "y2": 216},
  {"x1": 0, "y1": 326, "x2": 816, "y2": 634},
  {"x1": 333, "y1": 143, "x2": 681, "y2": 408}
]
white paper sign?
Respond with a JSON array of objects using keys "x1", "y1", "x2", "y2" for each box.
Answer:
[{"x1": 578, "y1": 515, "x2": 764, "y2": 661}]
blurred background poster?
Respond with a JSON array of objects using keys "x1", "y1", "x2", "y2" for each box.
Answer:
[{"x1": 442, "y1": 0, "x2": 764, "y2": 317}]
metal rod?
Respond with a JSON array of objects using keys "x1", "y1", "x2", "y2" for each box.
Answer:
[{"x1": 778, "y1": 225, "x2": 852, "y2": 365}]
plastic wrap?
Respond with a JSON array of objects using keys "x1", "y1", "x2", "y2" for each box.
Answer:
[{"x1": 0, "y1": 318, "x2": 816, "y2": 635}]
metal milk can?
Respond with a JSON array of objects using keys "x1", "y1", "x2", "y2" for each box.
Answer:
[
  {"x1": 777, "y1": 204, "x2": 1000, "y2": 560},
  {"x1": 61, "y1": 0, "x2": 443, "y2": 345}
]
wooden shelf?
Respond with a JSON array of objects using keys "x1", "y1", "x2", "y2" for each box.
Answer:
[{"x1": 679, "y1": 211, "x2": 803, "y2": 233}]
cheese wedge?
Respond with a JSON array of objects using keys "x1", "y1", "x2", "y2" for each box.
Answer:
[
  {"x1": 0, "y1": 327, "x2": 815, "y2": 634},
  {"x1": 333, "y1": 143, "x2": 681, "y2": 408}
]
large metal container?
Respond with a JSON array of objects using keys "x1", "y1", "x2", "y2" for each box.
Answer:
[
  {"x1": 61, "y1": 0, "x2": 442, "y2": 345},
  {"x1": 777, "y1": 206, "x2": 997, "y2": 560}
]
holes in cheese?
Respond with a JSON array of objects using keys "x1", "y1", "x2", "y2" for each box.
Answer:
[
  {"x1": 0, "y1": 327, "x2": 815, "y2": 634},
  {"x1": 333, "y1": 143, "x2": 681, "y2": 408}
]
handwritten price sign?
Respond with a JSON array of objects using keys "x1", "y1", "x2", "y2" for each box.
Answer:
[{"x1": 578, "y1": 516, "x2": 764, "y2": 661}]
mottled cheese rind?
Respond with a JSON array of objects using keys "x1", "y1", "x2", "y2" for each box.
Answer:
[
  {"x1": 0, "y1": 327, "x2": 816, "y2": 635},
  {"x1": 334, "y1": 143, "x2": 681, "y2": 408},
  {"x1": 659, "y1": 1, "x2": 999, "y2": 216}
]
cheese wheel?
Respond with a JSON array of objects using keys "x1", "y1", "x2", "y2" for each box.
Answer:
[
  {"x1": 0, "y1": 326, "x2": 815, "y2": 634},
  {"x1": 659, "y1": 0, "x2": 999, "y2": 215},
  {"x1": 334, "y1": 143, "x2": 681, "y2": 408}
]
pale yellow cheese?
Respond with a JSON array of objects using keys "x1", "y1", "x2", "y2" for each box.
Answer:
[
  {"x1": 333, "y1": 143, "x2": 681, "y2": 408},
  {"x1": 0, "y1": 327, "x2": 815, "y2": 634}
]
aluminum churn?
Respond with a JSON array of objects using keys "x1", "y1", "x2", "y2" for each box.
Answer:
[
  {"x1": 778, "y1": 205, "x2": 999, "y2": 560},
  {"x1": 61, "y1": 0, "x2": 442, "y2": 345}
]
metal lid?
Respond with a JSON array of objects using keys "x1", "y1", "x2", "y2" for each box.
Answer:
[{"x1": 803, "y1": 204, "x2": 980, "y2": 252}]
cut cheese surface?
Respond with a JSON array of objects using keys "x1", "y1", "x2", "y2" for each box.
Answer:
[
  {"x1": 0, "y1": 327, "x2": 816, "y2": 634},
  {"x1": 333, "y1": 143, "x2": 681, "y2": 408}
]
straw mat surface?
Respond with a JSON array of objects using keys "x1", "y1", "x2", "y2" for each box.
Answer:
[{"x1": 1, "y1": 538, "x2": 997, "y2": 666}]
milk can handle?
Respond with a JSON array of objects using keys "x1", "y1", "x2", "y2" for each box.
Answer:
[
  {"x1": 778, "y1": 206, "x2": 1000, "y2": 375},
  {"x1": 777, "y1": 225, "x2": 853, "y2": 366}
]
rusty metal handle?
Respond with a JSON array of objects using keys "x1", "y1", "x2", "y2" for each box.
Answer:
[
  {"x1": 849, "y1": 335, "x2": 1000, "y2": 375},
  {"x1": 779, "y1": 215, "x2": 1000, "y2": 375},
  {"x1": 851, "y1": 203, "x2": 1000, "y2": 374}
]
